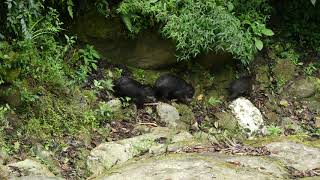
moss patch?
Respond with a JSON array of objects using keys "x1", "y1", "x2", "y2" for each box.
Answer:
[
  {"x1": 272, "y1": 58, "x2": 296, "y2": 88},
  {"x1": 244, "y1": 134, "x2": 320, "y2": 148}
]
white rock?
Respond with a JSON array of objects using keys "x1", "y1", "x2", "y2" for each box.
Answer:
[{"x1": 229, "y1": 97, "x2": 264, "y2": 136}]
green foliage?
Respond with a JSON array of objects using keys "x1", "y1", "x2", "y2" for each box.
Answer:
[
  {"x1": 120, "y1": 97, "x2": 132, "y2": 108},
  {"x1": 74, "y1": 45, "x2": 100, "y2": 83},
  {"x1": 118, "y1": 0, "x2": 272, "y2": 64},
  {"x1": 304, "y1": 63, "x2": 318, "y2": 76},
  {"x1": 0, "y1": 105, "x2": 10, "y2": 144},
  {"x1": 93, "y1": 79, "x2": 114, "y2": 93},
  {"x1": 267, "y1": 125, "x2": 283, "y2": 136},
  {"x1": 96, "y1": 101, "x2": 113, "y2": 119},
  {"x1": 5, "y1": 0, "x2": 43, "y2": 38},
  {"x1": 95, "y1": 0, "x2": 111, "y2": 18},
  {"x1": 0, "y1": 1, "x2": 117, "y2": 177},
  {"x1": 20, "y1": 91, "x2": 110, "y2": 144},
  {"x1": 208, "y1": 97, "x2": 222, "y2": 106},
  {"x1": 135, "y1": 69, "x2": 145, "y2": 79}
]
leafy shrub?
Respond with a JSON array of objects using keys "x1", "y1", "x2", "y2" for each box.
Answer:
[{"x1": 118, "y1": 0, "x2": 273, "y2": 64}]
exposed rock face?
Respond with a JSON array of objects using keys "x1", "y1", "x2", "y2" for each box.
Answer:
[
  {"x1": 73, "y1": 10, "x2": 234, "y2": 69},
  {"x1": 0, "y1": 159, "x2": 62, "y2": 180},
  {"x1": 266, "y1": 141, "x2": 320, "y2": 171},
  {"x1": 229, "y1": 97, "x2": 265, "y2": 136},
  {"x1": 92, "y1": 154, "x2": 285, "y2": 180},
  {"x1": 87, "y1": 127, "x2": 171, "y2": 175},
  {"x1": 73, "y1": 11, "x2": 176, "y2": 69},
  {"x1": 6, "y1": 159, "x2": 55, "y2": 177},
  {"x1": 91, "y1": 140, "x2": 320, "y2": 180}
]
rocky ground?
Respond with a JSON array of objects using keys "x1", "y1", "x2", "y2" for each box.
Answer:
[
  {"x1": 1, "y1": 129, "x2": 320, "y2": 179},
  {"x1": 1, "y1": 37, "x2": 320, "y2": 179}
]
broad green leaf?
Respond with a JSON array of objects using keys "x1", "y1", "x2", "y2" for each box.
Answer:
[
  {"x1": 255, "y1": 39, "x2": 263, "y2": 50},
  {"x1": 91, "y1": 63, "x2": 97, "y2": 70},
  {"x1": 262, "y1": 29, "x2": 274, "y2": 36},
  {"x1": 121, "y1": 15, "x2": 134, "y2": 32},
  {"x1": 92, "y1": 51, "x2": 100, "y2": 59},
  {"x1": 67, "y1": 5, "x2": 73, "y2": 19}
]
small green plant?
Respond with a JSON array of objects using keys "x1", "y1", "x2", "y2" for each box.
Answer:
[
  {"x1": 280, "y1": 49, "x2": 300, "y2": 65},
  {"x1": 244, "y1": 21, "x2": 274, "y2": 51},
  {"x1": 208, "y1": 97, "x2": 222, "y2": 106},
  {"x1": 267, "y1": 125, "x2": 283, "y2": 136},
  {"x1": 114, "y1": 68, "x2": 124, "y2": 78},
  {"x1": 120, "y1": 97, "x2": 131, "y2": 107},
  {"x1": 93, "y1": 79, "x2": 114, "y2": 91},
  {"x1": 96, "y1": 101, "x2": 113, "y2": 118},
  {"x1": 0, "y1": 105, "x2": 10, "y2": 120},
  {"x1": 136, "y1": 69, "x2": 145, "y2": 79},
  {"x1": 304, "y1": 63, "x2": 317, "y2": 76},
  {"x1": 0, "y1": 105, "x2": 10, "y2": 133},
  {"x1": 75, "y1": 45, "x2": 100, "y2": 82}
]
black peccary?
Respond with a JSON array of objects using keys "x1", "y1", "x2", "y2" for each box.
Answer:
[
  {"x1": 114, "y1": 76, "x2": 156, "y2": 108},
  {"x1": 155, "y1": 74, "x2": 194, "y2": 103},
  {"x1": 228, "y1": 75, "x2": 253, "y2": 100}
]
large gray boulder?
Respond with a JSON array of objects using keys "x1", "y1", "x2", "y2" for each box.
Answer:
[
  {"x1": 92, "y1": 153, "x2": 285, "y2": 180},
  {"x1": 87, "y1": 127, "x2": 171, "y2": 175},
  {"x1": 91, "y1": 140, "x2": 320, "y2": 180}
]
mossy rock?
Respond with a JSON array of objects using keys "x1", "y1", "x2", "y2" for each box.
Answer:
[
  {"x1": 256, "y1": 65, "x2": 271, "y2": 88},
  {"x1": 205, "y1": 66, "x2": 235, "y2": 100},
  {"x1": 287, "y1": 78, "x2": 316, "y2": 99},
  {"x1": 173, "y1": 103, "x2": 196, "y2": 129},
  {"x1": 0, "y1": 86, "x2": 22, "y2": 107},
  {"x1": 215, "y1": 111, "x2": 238, "y2": 131},
  {"x1": 272, "y1": 58, "x2": 296, "y2": 88}
]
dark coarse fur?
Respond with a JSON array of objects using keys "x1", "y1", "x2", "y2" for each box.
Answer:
[
  {"x1": 228, "y1": 75, "x2": 253, "y2": 100},
  {"x1": 114, "y1": 76, "x2": 155, "y2": 108},
  {"x1": 155, "y1": 74, "x2": 194, "y2": 103}
]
